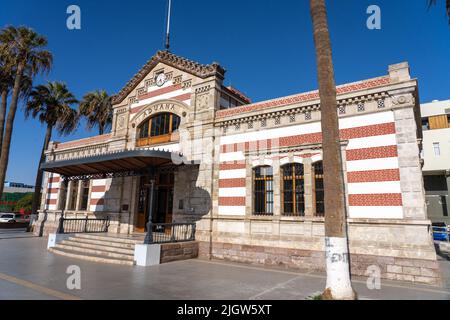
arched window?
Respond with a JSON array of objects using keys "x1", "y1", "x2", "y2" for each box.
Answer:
[
  {"x1": 313, "y1": 161, "x2": 324, "y2": 217},
  {"x1": 253, "y1": 166, "x2": 274, "y2": 216},
  {"x1": 281, "y1": 163, "x2": 305, "y2": 216},
  {"x1": 137, "y1": 112, "x2": 181, "y2": 147}
]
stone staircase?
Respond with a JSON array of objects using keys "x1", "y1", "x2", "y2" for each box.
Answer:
[{"x1": 48, "y1": 234, "x2": 144, "y2": 266}]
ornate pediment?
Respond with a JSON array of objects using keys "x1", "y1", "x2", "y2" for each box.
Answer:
[{"x1": 112, "y1": 50, "x2": 226, "y2": 105}]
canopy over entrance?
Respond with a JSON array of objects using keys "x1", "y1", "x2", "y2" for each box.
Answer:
[{"x1": 40, "y1": 149, "x2": 186, "y2": 179}]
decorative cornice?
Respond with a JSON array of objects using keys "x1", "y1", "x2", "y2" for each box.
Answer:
[
  {"x1": 216, "y1": 76, "x2": 391, "y2": 119},
  {"x1": 112, "y1": 50, "x2": 226, "y2": 105}
]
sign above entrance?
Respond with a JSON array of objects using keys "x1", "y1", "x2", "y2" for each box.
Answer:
[{"x1": 132, "y1": 101, "x2": 187, "y2": 128}]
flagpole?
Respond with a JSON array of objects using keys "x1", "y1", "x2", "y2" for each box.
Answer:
[{"x1": 165, "y1": 0, "x2": 172, "y2": 50}]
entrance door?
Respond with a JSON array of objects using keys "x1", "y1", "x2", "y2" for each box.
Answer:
[{"x1": 135, "y1": 170, "x2": 174, "y2": 233}]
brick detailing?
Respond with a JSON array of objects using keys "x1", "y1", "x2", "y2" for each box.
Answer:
[
  {"x1": 346, "y1": 146, "x2": 398, "y2": 161},
  {"x1": 218, "y1": 197, "x2": 246, "y2": 206},
  {"x1": 347, "y1": 169, "x2": 401, "y2": 183},
  {"x1": 91, "y1": 185, "x2": 107, "y2": 193},
  {"x1": 45, "y1": 173, "x2": 60, "y2": 210},
  {"x1": 219, "y1": 178, "x2": 246, "y2": 188},
  {"x1": 90, "y1": 198, "x2": 105, "y2": 206},
  {"x1": 56, "y1": 134, "x2": 111, "y2": 150},
  {"x1": 48, "y1": 176, "x2": 61, "y2": 183},
  {"x1": 89, "y1": 179, "x2": 107, "y2": 211},
  {"x1": 348, "y1": 194, "x2": 403, "y2": 206},
  {"x1": 340, "y1": 123, "x2": 395, "y2": 140},
  {"x1": 201, "y1": 242, "x2": 441, "y2": 286},
  {"x1": 137, "y1": 84, "x2": 182, "y2": 100},
  {"x1": 220, "y1": 123, "x2": 395, "y2": 154},
  {"x1": 217, "y1": 77, "x2": 390, "y2": 118},
  {"x1": 219, "y1": 163, "x2": 247, "y2": 171}
]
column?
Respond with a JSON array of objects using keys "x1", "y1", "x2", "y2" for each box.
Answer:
[{"x1": 304, "y1": 158, "x2": 314, "y2": 217}]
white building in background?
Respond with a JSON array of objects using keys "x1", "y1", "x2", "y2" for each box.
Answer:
[{"x1": 421, "y1": 99, "x2": 450, "y2": 224}]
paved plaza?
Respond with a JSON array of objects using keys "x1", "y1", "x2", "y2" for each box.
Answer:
[{"x1": 0, "y1": 229, "x2": 449, "y2": 300}]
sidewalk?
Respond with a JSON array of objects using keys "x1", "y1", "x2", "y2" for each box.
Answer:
[{"x1": 0, "y1": 234, "x2": 448, "y2": 300}]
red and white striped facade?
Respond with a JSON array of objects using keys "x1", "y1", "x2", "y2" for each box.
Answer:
[
  {"x1": 44, "y1": 174, "x2": 107, "y2": 212},
  {"x1": 217, "y1": 111, "x2": 404, "y2": 219}
]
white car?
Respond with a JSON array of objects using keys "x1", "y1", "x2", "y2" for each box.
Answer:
[{"x1": 0, "y1": 213, "x2": 16, "y2": 223}]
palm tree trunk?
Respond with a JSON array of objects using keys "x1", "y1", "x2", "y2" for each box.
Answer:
[
  {"x1": 0, "y1": 63, "x2": 24, "y2": 197},
  {"x1": 0, "y1": 89, "x2": 7, "y2": 152},
  {"x1": 31, "y1": 124, "x2": 53, "y2": 216},
  {"x1": 309, "y1": 0, "x2": 355, "y2": 300}
]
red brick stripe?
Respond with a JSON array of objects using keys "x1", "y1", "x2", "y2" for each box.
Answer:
[
  {"x1": 219, "y1": 197, "x2": 246, "y2": 206},
  {"x1": 56, "y1": 134, "x2": 111, "y2": 150},
  {"x1": 131, "y1": 92, "x2": 191, "y2": 114},
  {"x1": 46, "y1": 199, "x2": 57, "y2": 205},
  {"x1": 220, "y1": 160, "x2": 246, "y2": 166},
  {"x1": 346, "y1": 146, "x2": 398, "y2": 161},
  {"x1": 219, "y1": 163, "x2": 246, "y2": 170},
  {"x1": 137, "y1": 84, "x2": 182, "y2": 100},
  {"x1": 91, "y1": 186, "x2": 106, "y2": 192},
  {"x1": 219, "y1": 178, "x2": 246, "y2": 188},
  {"x1": 48, "y1": 176, "x2": 60, "y2": 183},
  {"x1": 220, "y1": 123, "x2": 396, "y2": 154},
  {"x1": 340, "y1": 123, "x2": 395, "y2": 140},
  {"x1": 348, "y1": 194, "x2": 402, "y2": 206},
  {"x1": 172, "y1": 93, "x2": 191, "y2": 102},
  {"x1": 47, "y1": 188, "x2": 58, "y2": 194},
  {"x1": 90, "y1": 199, "x2": 104, "y2": 206},
  {"x1": 347, "y1": 169, "x2": 400, "y2": 183},
  {"x1": 279, "y1": 133, "x2": 322, "y2": 147}
]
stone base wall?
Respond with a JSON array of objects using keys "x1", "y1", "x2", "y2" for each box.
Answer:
[
  {"x1": 160, "y1": 241, "x2": 199, "y2": 264},
  {"x1": 198, "y1": 241, "x2": 442, "y2": 286}
]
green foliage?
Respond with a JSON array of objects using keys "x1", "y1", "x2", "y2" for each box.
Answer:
[
  {"x1": 13, "y1": 193, "x2": 33, "y2": 212},
  {"x1": 26, "y1": 81, "x2": 79, "y2": 134},
  {"x1": 79, "y1": 90, "x2": 113, "y2": 135}
]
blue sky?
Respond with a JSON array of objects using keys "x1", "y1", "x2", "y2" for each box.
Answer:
[{"x1": 1, "y1": 0, "x2": 449, "y2": 184}]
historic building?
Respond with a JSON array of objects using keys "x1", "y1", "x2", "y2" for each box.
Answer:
[{"x1": 34, "y1": 51, "x2": 441, "y2": 285}]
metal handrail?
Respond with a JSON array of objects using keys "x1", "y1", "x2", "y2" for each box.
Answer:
[
  {"x1": 144, "y1": 222, "x2": 196, "y2": 244},
  {"x1": 57, "y1": 215, "x2": 110, "y2": 234}
]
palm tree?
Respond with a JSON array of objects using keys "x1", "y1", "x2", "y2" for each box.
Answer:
[
  {"x1": 0, "y1": 26, "x2": 53, "y2": 197},
  {"x1": 0, "y1": 61, "x2": 32, "y2": 151},
  {"x1": 309, "y1": 0, "x2": 355, "y2": 300},
  {"x1": 0, "y1": 57, "x2": 11, "y2": 152},
  {"x1": 25, "y1": 81, "x2": 78, "y2": 217},
  {"x1": 79, "y1": 90, "x2": 113, "y2": 135},
  {"x1": 428, "y1": 0, "x2": 450, "y2": 23}
]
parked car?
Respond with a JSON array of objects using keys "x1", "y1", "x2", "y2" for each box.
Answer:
[
  {"x1": 0, "y1": 213, "x2": 16, "y2": 223},
  {"x1": 14, "y1": 214, "x2": 31, "y2": 223},
  {"x1": 432, "y1": 222, "x2": 449, "y2": 242}
]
